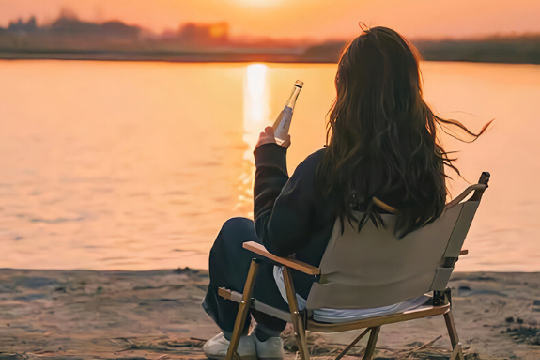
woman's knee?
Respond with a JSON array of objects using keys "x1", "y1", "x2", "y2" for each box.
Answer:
[
  {"x1": 222, "y1": 217, "x2": 253, "y2": 231},
  {"x1": 221, "y1": 217, "x2": 255, "y2": 244},
  {"x1": 210, "y1": 217, "x2": 255, "y2": 257}
]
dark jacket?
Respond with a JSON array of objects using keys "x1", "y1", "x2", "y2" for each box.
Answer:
[{"x1": 254, "y1": 143, "x2": 333, "y2": 298}]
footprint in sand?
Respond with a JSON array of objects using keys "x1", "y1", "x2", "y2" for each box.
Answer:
[{"x1": 456, "y1": 285, "x2": 507, "y2": 298}]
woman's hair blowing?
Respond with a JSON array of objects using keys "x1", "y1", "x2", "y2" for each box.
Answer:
[{"x1": 316, "y1": 26, "x2": 491, "y2": 238}]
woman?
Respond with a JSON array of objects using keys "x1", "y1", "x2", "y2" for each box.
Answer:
[{"x1": 202, "y1": 26, "x2": 489, "y2": 360}]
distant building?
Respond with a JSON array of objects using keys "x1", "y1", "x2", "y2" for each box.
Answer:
[
  {"x1": 49, "y1": 17, "x2": 141, "y2": 39},
  {"x1": 177, "y1": 23, "x2": 229, "y2": 44},
  {"x1": 8, "y1": 17, "x2": 38, "y2": 33},
  {"x1": 5, "y1": 13, "x2": 142, "y2": 40},
  {"x1": 100, "y1": 22, "x2": 141, "y2": 39}
]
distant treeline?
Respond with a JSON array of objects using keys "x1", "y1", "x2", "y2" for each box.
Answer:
[
  {"x1": 302, "y1": 38, "x2": 540, "y2": 65},
  {"x1": 416, "y1": 38, "x2": 540, "y2": 64}
]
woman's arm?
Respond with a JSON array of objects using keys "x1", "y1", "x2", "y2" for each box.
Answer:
[{"x1": 254, "y1": 143, "x2": 321, "y2": 257}]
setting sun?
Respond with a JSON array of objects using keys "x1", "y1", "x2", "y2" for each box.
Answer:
[{"x1": 235, "y1": 0, "x2": 283, "y2": 8}]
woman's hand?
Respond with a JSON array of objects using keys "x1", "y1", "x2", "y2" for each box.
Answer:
[{"x1": 255, "y1": 127, "x2": 291, "y2": 149}]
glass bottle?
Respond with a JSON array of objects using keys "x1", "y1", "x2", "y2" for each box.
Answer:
[{"x1": 271, "y1": 80, "x2": 303, "y2": 145}]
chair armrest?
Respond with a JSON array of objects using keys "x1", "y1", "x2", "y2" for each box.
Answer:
[{"x1": 242, "y1": 241, "x2": 320, "y2": 275}]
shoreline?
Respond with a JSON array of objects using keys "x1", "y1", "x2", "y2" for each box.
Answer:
[
  {"x1": 0, "y1": 269, "x2": 539, "y2": 359},
  {"x1": 1, "y1": 52, "x2": 540, "y2": 65}
]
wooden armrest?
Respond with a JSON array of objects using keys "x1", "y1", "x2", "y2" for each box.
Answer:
[
  {"x1": 242, "y1": 241, "x2": 320, "y2": 275},
  {"x1": 459, "y1": 249, "x2": 469, "y2": 256}
]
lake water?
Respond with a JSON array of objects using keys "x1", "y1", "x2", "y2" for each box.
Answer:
[{"x1": 1, "y1": 60, "x2": 539, "y2": 271}]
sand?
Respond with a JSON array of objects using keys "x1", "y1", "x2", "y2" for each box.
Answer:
[{"x1": 0, "y1": 269, "x2": 539, "y2": 360}]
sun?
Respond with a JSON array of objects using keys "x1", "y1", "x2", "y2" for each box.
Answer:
[{"x1": 236, "y1": 0, "x2": 283, "y2": 8}]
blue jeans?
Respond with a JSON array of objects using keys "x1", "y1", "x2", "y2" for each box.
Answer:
[{"x1": 202, "y1": 217, "x2": 289, "y2": 334}]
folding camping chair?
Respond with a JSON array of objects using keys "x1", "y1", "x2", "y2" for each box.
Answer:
[{"x1": 219, "y1": 172, "x2": 490, "y2": 360}]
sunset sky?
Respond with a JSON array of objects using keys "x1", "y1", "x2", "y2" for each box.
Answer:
[{"x1": 1, "y1": 0, "x2": 539, "y2": 40}]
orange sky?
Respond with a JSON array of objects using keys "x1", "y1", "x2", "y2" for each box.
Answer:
[{"x1": 1, "y1": 0, "x2": 539, "y2": 39}]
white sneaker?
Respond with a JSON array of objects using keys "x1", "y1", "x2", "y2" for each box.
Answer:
[
  {"x1": 203, "y1": 332, "x2": 257, "y2": 360},
  {"x1": 254, "y1": 336, "x2": 285, "y2": 360}
]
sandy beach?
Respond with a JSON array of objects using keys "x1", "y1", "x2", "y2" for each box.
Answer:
[{"x1": 0, "y1": 269, "x2": 539, "y2": 360}]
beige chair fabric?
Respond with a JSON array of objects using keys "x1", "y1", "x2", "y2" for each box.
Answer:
[{"x1": 306, "y1": 189, "x2": 484, "y2": 310}]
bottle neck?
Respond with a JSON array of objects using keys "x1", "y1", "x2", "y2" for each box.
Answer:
[{"x1": 285, "y1": 85, "x2": 302, "y2": 109}]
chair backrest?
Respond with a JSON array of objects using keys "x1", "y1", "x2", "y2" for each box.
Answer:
[{"x1": 305, "y1": 172, "x2": 489, "y2": 310}]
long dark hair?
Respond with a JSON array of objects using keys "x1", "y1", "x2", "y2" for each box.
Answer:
[{"x1": 316, "y1": 26, "x2": 491, "y2": 238}]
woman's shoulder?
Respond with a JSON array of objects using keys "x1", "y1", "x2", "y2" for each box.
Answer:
[
  {"x1": 292, "y1": 147, "x2": 327, "y2": 176},
  {"x1": 304, "y1": 147, "x2": 327, "y2": 164}
]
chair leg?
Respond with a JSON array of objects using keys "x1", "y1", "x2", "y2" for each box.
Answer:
[
  {"x1": 334, "y1": 328, "x2": 370, "y2": 360},
  {"x1": 444, "y1": 310, "x2": 465, "y2": 360},
  {"x1": 225, "y1": 259, "x2": 260, "y2": 360},
  {"x1": 283, "y1": 267, "x2": 309, "y2": 360},
  {"x1": 449, "y1": 342, "x2": 463, "y2": 360},
  {"x1": 362, "y1": 326, "x2": 380, "y2": 360}
]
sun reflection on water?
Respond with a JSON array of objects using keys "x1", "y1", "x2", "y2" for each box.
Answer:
[
  {"x1": 237, "y1": 64, "x2": 270, "y2": 216},
  {"x1": 243, "y1": 64, "x2": 269, "y2": 155}
]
